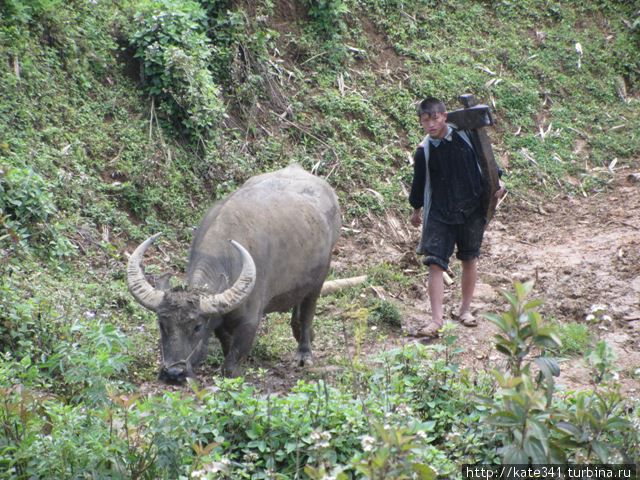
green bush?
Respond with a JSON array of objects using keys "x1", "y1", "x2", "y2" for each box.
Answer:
[
  {"x1": 0, "y1": 163, "x2": 75, "y2": 258},
  {"x1": 485, "y1": 282, "x2": 635, "y2": 464},
  {"x1": 302, "y1": 0, "x2": 349, "y2": 39},
  {"x1": 368, "y1": 299, "x2": 402, "y2": 329},
  {"x1": 1, "y1": 164, "x2": 55, "y2": 239},
  {"x1": 0, "y1": 277, "x2": 64, "y2": 361},
  {"x1": 0, "y1": 340, "x2": 496, "y2": 479},
  {"x1": 129, "y1": 0, "x2": 225, "y2": 141},
  {"x1": 555, "y1": 321, "x2": 594, "y2": 357}
]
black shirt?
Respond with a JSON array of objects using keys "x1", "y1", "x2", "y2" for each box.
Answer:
[{"x1": 409, "y1": 130, "x2": 483, "y2": 224}]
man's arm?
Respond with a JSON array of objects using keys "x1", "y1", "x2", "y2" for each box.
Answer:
[{"x1": 409, "y1": 146, "x2": 426, "y2": 227}]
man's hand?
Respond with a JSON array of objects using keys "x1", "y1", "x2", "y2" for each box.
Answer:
[
  {"x1": 410, "y1": 208, "x2": 422, "y2": 227},
  {"x1": 494, "y1": 180, "x2": 507, "y2": 199}
]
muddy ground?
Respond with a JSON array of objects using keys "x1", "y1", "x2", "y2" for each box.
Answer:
[
  {"x1": 140, "y1": 168, "x2": 640, "y2": 400},
  {"x1": 251, "y1": 168, "x2": 640, "y2": 397}
]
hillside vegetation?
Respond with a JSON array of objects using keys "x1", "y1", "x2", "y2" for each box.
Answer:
[{"x1": 1, "y1": 0, "x2": 639, "y2": 478}]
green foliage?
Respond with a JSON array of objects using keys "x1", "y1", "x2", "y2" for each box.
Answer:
[
  {"x1": 347, "y1": 423, "x2": 437, "y2": 480},
  {"x1": 1, "y1": 286, "x2": 637, "y2": 477},
  {"x1": 0, "y1": 163, "x2": 75, "y2": 258},
  {"x1": 485, "y1": 283, "x2": 635, "y2": 465},
  {"x1": 0, "y1": 336, "x2": 495, "y2": 478},
  {"x1": 1, "y1": 0, "x2": 640, "y2": 477},
  {"x1": 302, "y1": 0, "x2": 349, "y2": 38},
  {"x1": 586, "y1": 340, "x2": 618, "y2": 385},
  {"x1": 484, "y1": 281, "x2": 561, "y2": 376},
  {"x1": 555, "y1": 321, "x2": 594, "y2": 357},
  {"x1": 0, "y1": 276, "x2": 64, "y2": 362},
  {"x1": 368, "y1": 299, "x2": 402, "y2": 329},
  {"x1": 556, "y1": 387, "x2": 633, "y2": 463},
  {"x1": 46, "y1": 320, "x2": 133, "y2": 404},
  {"x1": 489, "y1": 372, "x2": 563, "y2": 463},
  {"x1": 129, "y1": 0, "x2": 225, "y2": 141}
]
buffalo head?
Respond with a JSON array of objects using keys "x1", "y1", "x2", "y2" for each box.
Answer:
[{"x1": 127, "y1": 233, "x2": 256, "y2": 383}]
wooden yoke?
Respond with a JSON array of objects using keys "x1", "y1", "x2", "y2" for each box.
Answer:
[{"x1": 446, "y1": 94, "x2": 501, "y2": 223}]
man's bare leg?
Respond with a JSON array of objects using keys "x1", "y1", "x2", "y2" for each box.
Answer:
[
  {"x1": 428, "y1": 264, "x2": 445, "y2": 327},
  {"x1": 459, "y1": 258, "x2": 478, "y2": 325}
]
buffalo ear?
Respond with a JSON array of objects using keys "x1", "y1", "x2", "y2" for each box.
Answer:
[{"x1": 155, "y1": 272, "x2": 173, "y2": 291}]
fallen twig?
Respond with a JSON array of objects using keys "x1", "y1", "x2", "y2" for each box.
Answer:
[{"x1": 321, "y1": 275, "x2": 368, "y2": 295}]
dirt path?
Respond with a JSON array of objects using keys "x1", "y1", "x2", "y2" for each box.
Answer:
[
  {"x1": 139, "y1": 169, "x2": 639, "y2": 397},
  {"x1": 369, "y1": 168, "x2": 640, "y2": 395}
]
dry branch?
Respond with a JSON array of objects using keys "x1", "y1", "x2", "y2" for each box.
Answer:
[
  {"x1": 321, "y1": 275, "x2": 368, "y2": 295},
  {"x1": 443, "y1": 271, "x2": 454, "y2": 286}
]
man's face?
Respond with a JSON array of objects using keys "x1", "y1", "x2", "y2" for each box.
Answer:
[{"x1": 419, "y1": 111, "x2": 448, "y2": 139}]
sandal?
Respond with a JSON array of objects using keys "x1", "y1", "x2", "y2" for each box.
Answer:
[
  {"x1": 414, "y1": 322, "x2": 443, "y2": 339},
  {"x1": 458, "y1": 311, "x2": 478, "y2": 327}
]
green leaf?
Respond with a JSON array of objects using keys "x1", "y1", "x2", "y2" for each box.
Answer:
[
  {"x1": 591, "y1": 440, "x2": 610, "y2": 462},
  {"x1": 534, "y1": 334, "x2": 562, "y2": 350},
  {"x1": 502, "y1": 444, "x2": 528, "y2": 464},
  {"x1": 605, "y1": 417, "x2": 631, "y2": 430},
  {"x1": 556, "y1": 421, "x2": 583, "y2": 439},
  {"x1": 501, "y1": 290, "x2": 518, "y2": 308},
  {"x1": 412, "y1": 463, "x2": 437, "y2": 480},
  {"x1": 495, "y1": 343, "x2": 514, "y2": 357},
  {"x1": 524, "y1": 299, "x2": 544, "y2": 311},
  {"x1": 488, "y1": 411, "x2": 522, "y2": 426},
  {"x1": 484, "y1": 312, "x2": 509, "y2": 332},
  {"x1": 524, "y1": 436, "x2": 547, "y2": 463},
  {"x1": 535, "y1": 357, "x2": 560, "y2": 377}
]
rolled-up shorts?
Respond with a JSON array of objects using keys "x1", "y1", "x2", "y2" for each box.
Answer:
[{"x1": 422, "y1": 208, "x2": 486, "y2": 271}]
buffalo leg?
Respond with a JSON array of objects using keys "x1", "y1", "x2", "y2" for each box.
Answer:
[
  {"x1": 221, "y1": 317, "x2": 260, "y2": 377},
  {"x1": 214, "y1": 326, "x2": 232, "y2": 357},
  {"x1": 292, "y1": 289, "x2": 320, "y2": 367},
  {"x1": 291, "y1": 305, "x2": 302, "y2": 342}
]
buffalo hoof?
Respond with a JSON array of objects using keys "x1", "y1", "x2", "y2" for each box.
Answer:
[
  {"x1": 221, "y1": 364, "x2": 242, "y2": 378},
  {"x1": 295, "y1": 351, "x2": 313, "y2": 367}
]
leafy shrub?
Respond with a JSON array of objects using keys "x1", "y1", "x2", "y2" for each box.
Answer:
[
  {"x1": 0, "y1": 277, "x2": 64, "y2": 362},
  {"x1": 0, "y1": 163, "x2": 75, "y2": 258},
  {"x1": 129, "y1": 0, "x2": 225, "y2": 141},
  {"x1": 485, "y1": 282, "x2": 635, "y2": 464},
  {"x1": 368, "y1": 298, "x2": 402, "y2": 328},
  {"x1": 302, "y1": 0, "x2": 349, "y2": 39},
  {"x1": 45, "y1": 320, "x2": 133, "y2": 404},
  {"x1": 1, "y1": 165, "x2": 54, "y2": 239},
  {"x1": 555, "y1": 321, "x2": 594, "y2": 357},
  {"x1": 0, "y1": 339, "x2": 496, "y2": 479}
]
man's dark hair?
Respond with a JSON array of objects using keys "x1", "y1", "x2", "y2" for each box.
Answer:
[{"x1": 417, "y1": 97, "x2": 446, "y2": 117}]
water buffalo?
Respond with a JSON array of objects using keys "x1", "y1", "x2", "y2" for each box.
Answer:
[{"x1": 127, "y1": 165, "x2": 341, "y2": 382}]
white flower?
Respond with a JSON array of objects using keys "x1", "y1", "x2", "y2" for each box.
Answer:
[
  {"x1": 310, "y1": 430, "x2": 331, "y2": 450},
  {"x1": 602, "y1": 315, "x2": 612, "y2": 322},
  {"x1": 243, "y1": 451, "x2": 259, "y2": 462},
  {"x1": 361, "y1": 435, "x2": 376, "y2": 452},
  {"x1": 203, "y1": 458, "x2": 231, "y2": 474}
]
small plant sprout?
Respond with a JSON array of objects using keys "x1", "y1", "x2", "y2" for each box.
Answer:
[{"x1": 585, "y1": 304, "x2": 611, "y2": 323}]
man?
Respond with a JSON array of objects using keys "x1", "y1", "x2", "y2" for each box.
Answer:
[{"x1": 409, "y1": 97, "x2": 505, "y2": 338}]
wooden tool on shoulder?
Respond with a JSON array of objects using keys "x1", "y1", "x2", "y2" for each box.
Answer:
[{"x1": 446, "y1": 94, "x2": 501, "y2": 222}]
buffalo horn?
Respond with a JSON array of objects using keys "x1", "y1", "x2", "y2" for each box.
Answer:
[
  {"x1": 199, "y1": 240, "x2": 256, "y2": 315},
  {"x1": 127, "y1": 232, "x2": 165, "y2": 311}
]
